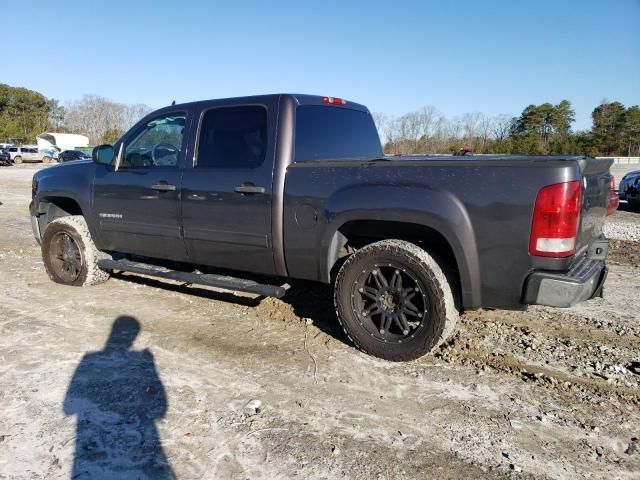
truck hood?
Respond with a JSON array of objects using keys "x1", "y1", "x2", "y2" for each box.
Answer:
[
  {"x1": 33, "y1": 158, "x2": 94, "y2": 186},
  {"x1": 52, "y1": 158, "x2": 93, "y2": 167}
]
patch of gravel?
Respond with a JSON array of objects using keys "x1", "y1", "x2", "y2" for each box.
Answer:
[
  {"x1": 604, "y1": 219, "x2": 640, "y2": 242},
  {"x1": 604, "y1": 206, "x2": 640, "y2": 242}
]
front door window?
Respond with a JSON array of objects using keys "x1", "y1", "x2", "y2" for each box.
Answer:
[{"x1": 120, "y1": 112, "x2": 186, "y2": 169}]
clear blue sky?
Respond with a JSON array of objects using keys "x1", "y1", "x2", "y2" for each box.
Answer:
[{"x1": 2, "y1": 0, "x2": 639, "y2": 130}]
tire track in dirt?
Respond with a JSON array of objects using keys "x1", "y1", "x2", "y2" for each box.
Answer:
[{"x1": 436, "y1": 309, "x2": 640, "y2": 406}]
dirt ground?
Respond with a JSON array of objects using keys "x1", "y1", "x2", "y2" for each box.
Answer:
[{"x1": 1, "y1": 164, "x2": 639, "y2": 480}]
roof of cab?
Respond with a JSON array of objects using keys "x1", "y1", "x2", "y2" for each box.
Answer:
[{"x1": 161, "y1": 94, "x2": 370, "y2": 113}]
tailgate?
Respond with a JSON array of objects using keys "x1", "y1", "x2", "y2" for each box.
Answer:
[{"x1": 576, "y1": 157, "x2": 613, "y2": 252}]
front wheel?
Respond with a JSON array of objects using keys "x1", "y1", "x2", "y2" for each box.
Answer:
[
  {"x1": 334, "y1": 239, "x2": 458, "y2": 361},
  {"x1": 42, "y1": 156, "x2": 51, "y2": 163},
  {"x1": 13, "y1": 156, "x2": 22, "y2": 164},
  {"x1": 41, "y1": 216, "x2": 110, "y2": 286}
]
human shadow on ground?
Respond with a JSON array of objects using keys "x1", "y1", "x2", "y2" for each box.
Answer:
[{"x1": 63, "y1": 315, "x2": 175, "y2": 479}]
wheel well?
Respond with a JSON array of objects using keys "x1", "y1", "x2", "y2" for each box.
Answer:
[
  {"x1": 37, "y1": 197, "x2": 83, "y2": 229},
  {"x1": 328, "y1": 220, "x2": 462, "y2": 307}
]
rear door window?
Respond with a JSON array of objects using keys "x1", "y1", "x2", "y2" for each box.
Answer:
[
  {"x1": 294, "y1": 106, "x2": 382, "y2": 162},
  {"x1": 196, "y1": 106, "x2": 267, "y2": 169}
]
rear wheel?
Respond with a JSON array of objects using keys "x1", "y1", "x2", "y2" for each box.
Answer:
[
  {"x1": 41, "y1": 216, "x2": 110, "y2": 286},
  {"x1": 14, "y1": 156, "x2": 22, "y2": 164},
  {"x1": 334, "y1": 239, "x2": 458, "y2": 361},
  {"x1": 42, "y1": 156, "x2": 51, "y2": 163}
]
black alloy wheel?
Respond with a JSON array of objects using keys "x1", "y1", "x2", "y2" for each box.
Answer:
[
  {"x1": 351, "y1": 263, "x2": 428, "y2": 343},
  {"x1": 48, "y1": 231, "x2": 84, "y2": 283}
]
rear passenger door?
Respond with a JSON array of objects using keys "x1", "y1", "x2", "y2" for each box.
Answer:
[
  {"x1": 181, "y1": 100, "x2": 278, "y2": 275},
  {"x1": 24, "y1": 148, "x2": 38, "y2": 161}
]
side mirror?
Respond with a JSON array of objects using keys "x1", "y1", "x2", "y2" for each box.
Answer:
[{"x1": 92, "y1": 144, "x2": 115, "y2": 165}]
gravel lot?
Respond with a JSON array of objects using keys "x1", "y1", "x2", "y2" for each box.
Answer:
[
  {"x1": 605, "y1": 203, "x2": 640, "y2": 243},
  {"x1": 1, "y1": 164, "x2": 639, "y2": 479}
]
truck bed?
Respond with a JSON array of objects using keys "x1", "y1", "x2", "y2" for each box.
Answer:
[{"x1": 283, "y1": 155, "x2": 612, "y2": 309}]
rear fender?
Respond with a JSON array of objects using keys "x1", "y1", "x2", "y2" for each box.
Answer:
[{"x1": 321, "y1": 184, "x2": 481, "y2": 307}]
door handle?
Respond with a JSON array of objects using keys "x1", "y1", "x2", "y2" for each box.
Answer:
[
  {"x1": 152, "y1": 182, "x2": 176, "y2": 192},
  {"x1": 234, "y1": 185, "x2": 265, "y2": 194}
]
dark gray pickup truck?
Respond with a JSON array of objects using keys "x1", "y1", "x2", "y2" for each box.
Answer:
[{"x1": 30, "y1": 94, "x2": 618, "y2": 361}]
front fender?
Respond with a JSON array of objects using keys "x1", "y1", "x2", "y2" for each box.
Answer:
[{"x1": 31, "y1": 162, "x2": 98, "y2": 243}]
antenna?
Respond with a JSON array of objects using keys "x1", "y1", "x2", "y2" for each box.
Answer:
[{"x1": 171, "y1": 100, "x2": 176, "y2": 106}]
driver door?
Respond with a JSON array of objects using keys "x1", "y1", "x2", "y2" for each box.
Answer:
[{"x1": 92, "y1": 110, "x2": 189, "y2": 261}]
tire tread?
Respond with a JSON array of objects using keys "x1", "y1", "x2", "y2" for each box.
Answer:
[{"x1": 334, "y1": 239, "x2": 458, "y2": 361}]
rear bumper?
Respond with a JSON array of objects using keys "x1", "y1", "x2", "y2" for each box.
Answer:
[{"x1": 522, "y1": 258, "x2": 608, "y2": 308}]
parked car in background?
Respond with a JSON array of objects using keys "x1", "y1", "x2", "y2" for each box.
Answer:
[
  {"x1": 58, "y1": 150, "x2": 91, "y2": 162},
  {"x1": 625, "y1": 177, "x2": 640, "y2": 211},
  {"x1": 0, "y1": 148, "x2": 11, "y2": 166},
  {"x1": 618, "y1": 169, "x2": 640, "y2": 200},
  {"x1": 8, "y1": 146, "x2": 53, "y2": 164}
]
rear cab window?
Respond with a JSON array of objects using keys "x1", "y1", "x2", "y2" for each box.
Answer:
[{"x1": 294, "y1": 106, "x2": 382, "y2": 162}]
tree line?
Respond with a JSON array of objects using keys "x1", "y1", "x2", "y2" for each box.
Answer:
[
  {"x1": 1, "y1": 83, "x2": 638, "y2": 156},
  {"x1": 375, "y1": 100, "x2": 640, "y2": 157},
  {"x1": 0, "y1": 84, "x2": 152, "y2": 146}
]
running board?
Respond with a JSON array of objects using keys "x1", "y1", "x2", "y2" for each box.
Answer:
[{"x1": 97, "y1": 258, "x2": 286, "y2": 298}]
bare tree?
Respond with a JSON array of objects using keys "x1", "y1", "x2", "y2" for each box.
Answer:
[
  {"x1": 417, "y1": 106, "x2": 438, "y2": 153},
  {"x1": 372, "y1": 112, "x2": 391, "y2": 146},
  {"x1": 478, "y1": 114, "x2": 493, "y2": 153},
  {"x1": 399, "y1": 111, "x2": 423, "y2": 153},
  {"x1": 460, "y1": 112, "x2": 482, "y2": 151},
  {"x1": 379, "y1": 106, "x2": 517, "y2": 155},
  {"x1": 491, "y1": 114, "x2": 513, "y2": 142},
  {"x1": 63, "y1": 95, "x2": 152, "y2": 145},
  {"x1": 122, "y1": 103, "x2": 153, "y2": 130}
]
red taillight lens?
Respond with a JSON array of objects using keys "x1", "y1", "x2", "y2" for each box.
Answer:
[
  {"x1": 529, "y1": 180, "x2": 582, "y2": 257},
  {"x1": 322, "y1": 96, "x2": 347, "y2": 106},
  {"x1": 606, "y1": 175, "x2": 619, "y2": 216}
]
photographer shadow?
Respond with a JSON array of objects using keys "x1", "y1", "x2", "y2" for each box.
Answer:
[{"x1": 63, "y1": 316, "x2": 175, "y2": 479}]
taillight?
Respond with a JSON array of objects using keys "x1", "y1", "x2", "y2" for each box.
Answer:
[
  {"x1": 323, "y1": 96, "x2": 347, "y2": 106},
  {"x1": 529, "y1": 180, "x2": 582, "y2": 257},
  {"x1": 606, "y1": 175, "x2": 619, "y2": 216}
]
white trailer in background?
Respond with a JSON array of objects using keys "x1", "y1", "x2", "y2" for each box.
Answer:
[{"x1": 36, "y1": 133, "x2": 89, "y2": 156}]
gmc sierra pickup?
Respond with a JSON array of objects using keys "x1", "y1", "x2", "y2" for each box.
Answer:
[{"x1": 30, "y1": 94, "x2": 618, "y2": 361}]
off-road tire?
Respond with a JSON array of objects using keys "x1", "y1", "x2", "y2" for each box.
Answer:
[
  {"x1": 334, "y1": 239, "x2": 458, "y2": 361},
  {"x1": 41, "y1": 216, "x2": 110, "y2": 286},
  {"x1": 14, "y1": 156, "x2": 22, "y2": 164}
]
